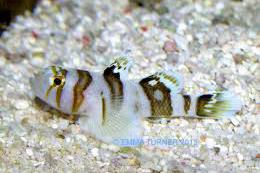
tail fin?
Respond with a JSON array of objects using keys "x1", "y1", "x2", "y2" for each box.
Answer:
[{"x1": 196, "y1": 91, "x2": 242, "y2": 118}]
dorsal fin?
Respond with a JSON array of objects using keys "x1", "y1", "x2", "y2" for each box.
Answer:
[
  {"x1": 104, "y1": 56, "x2": 133, "y2": 80},
  {"x1": 142, "y1": 70, "x2": 184, "y2": 94},
  {"x1": 103, "y1": 57, "x2": 132, "y2": 111}
]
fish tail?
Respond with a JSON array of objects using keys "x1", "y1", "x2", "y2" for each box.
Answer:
[{"x1": 193, "y1": 91, "x2": 242, "y2": 118}]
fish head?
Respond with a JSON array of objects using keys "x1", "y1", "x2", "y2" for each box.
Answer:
[
  {"x1": 30, "y1": 66, "x2": 92, "y2": 114},
  {"x1": 30, "y1": 66, "x2": 69, "y2": 112}
]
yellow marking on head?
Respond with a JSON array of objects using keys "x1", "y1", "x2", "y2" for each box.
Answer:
[
  {"x1": 51, "y1": 66, "x2": 58, "y2": 75},
  {"x1": 44, "y1": 66, "x2": 67, "y2": 108},
  {"x1": 55, "y1": 69, "x2": 67, "y2": 108},
  {"x1": 45, "y1": 85, "x2": 55, "y2": 99},
  {"x1": 45, "y1": 66, "x2": 58, "y2": 99},
  {"x1": 56, "y1": 85, "x2": 63, "y2": 108}
]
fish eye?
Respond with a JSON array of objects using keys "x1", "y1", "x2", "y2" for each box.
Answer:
[{"x1": 54, "y1": 77, "x2": 62, "y2": 86}]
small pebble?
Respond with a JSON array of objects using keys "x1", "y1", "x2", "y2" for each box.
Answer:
[
  {"x1": 15, "y1": 100, "x2": 29, "y2": 109},
  {"x1": 205, "y1": 138, "x2": 216, "y2": 148},
  {"x1": 233, "y1": 54, "x2": 244, "y2": 64},
  {"x1": 128, "y1": 158, "x2": 140, "y2": 166},
  {"x1": 0, "y1": 57, "x2": 6, "y2": 66},
  {"x1": 200, "y1": 135, "x2": 207, "y2": 142},
  {"x1": 91, "y1": 148, "x2": 99, "y2": 157},
  {"x1": 163, "y1": 40, "x2": 178, "y2": 54},
  {"x1": 26, "y1": 148, "x2": 34, "y2": 156},
  {"x1": 82, "y1": 35, "x2": 91, "y2": 47},
  {"x1": 230, "y1": 118, "x2": 240, "y2": 126},
  {"x1": 213, "y1": 147, "x2": 220, "y2": 154},
  {"x1": 256, "y1": 154, "x2": 260, "y2": 158},
  {"x1": 237, "y1": 153, "x2": 244, "y2": 161},
  {"x1": 51, "y1": 123, "x2": 58, "y2": 129},
  {"x1": 140, "y1": 26, "x2": 148, "y2": 32}
]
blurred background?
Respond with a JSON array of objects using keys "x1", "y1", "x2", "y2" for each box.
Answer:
[{"x1": 0, "y1": 0, "x2": 39, "y2": 35}]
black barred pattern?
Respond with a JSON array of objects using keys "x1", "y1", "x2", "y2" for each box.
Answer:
[
  {"x1": 196, "y1": 94, "x2": 214, "y2": 116},
  {"x1": 101, "y1": 92, "x2": 106, "y2": 125},
  {"x1": 139, "y1": 75, "x2": 172, "y2": 117},
  {"x1": 103, "y1": 65, "x2": 124, "y2": 109}
]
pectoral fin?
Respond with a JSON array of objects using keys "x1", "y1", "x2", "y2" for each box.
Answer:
[{"x1": 78, "y1": 107, "x2": 144, "y2": 147}]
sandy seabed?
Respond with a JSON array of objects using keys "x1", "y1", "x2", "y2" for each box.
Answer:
[{"x1": 0, "y1": 0, "x2": 259, "y2": 172}]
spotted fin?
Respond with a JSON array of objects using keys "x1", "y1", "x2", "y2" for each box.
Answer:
[{"x1": 196, "y1": 91, "x2": 242, "y2": 118}]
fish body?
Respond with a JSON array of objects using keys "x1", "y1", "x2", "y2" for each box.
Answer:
[{"x1": 30, "y1": 57, "x2": 242, "y2": 145}]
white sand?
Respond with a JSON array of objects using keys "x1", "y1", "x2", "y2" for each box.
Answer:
[{"x1": 0, "y1": 0, "x2": 259, "y2": 172}]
